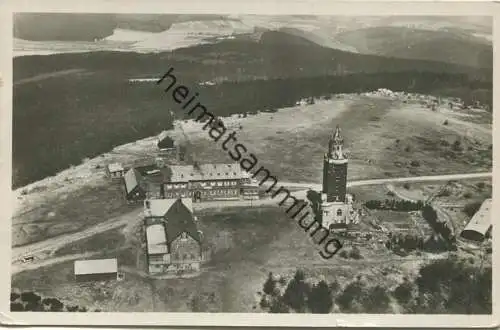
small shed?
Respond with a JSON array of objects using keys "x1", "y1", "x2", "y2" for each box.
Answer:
[
  {"x1": 107, "y1": 163, "x2": 125, "y2": 179},
  {"x1": 74, "y1": 258, "x2": 118, "y2": 282}
]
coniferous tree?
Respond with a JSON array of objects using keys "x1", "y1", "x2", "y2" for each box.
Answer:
[
  {"x1": 269, "y1": 297, "x2": 289, "y2": 313},
  {"x1": 263, "y1": 272, "x2": 277, "y2": 296},
  {"x1": 363, "y1": 286, "x2": 391, "y2": 313},
  {"x1": 283, "y1": 270, "x2": 311, "y2": 313},
  {"x1": 307, "y1": 280, "x2": 333, "y2": 313}
]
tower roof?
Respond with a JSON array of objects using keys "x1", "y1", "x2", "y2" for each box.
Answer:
[{"x1": 332, "y1": 125, "x2": 343, "y2": 143}]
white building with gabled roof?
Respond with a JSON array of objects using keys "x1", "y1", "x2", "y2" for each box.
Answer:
[
  {"x1": 74, "y1": 258, "x2": 118, "y2": 282},
  {"x1": 107, "y1": 163, "x2": 125, "y2": 179}
]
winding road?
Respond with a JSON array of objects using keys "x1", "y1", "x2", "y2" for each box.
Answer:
[{"x1": 11, "y1": 171, "x2": 491, "y2": 273}]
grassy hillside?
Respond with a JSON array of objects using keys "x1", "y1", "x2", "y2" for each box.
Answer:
[
  {"x1": 13, "y1": 34, "x2": 492, "y2": 188},
  {"x1": 335, "y1": 27, "x2": 492, "y2": 69},
  {"x1": 14, "y1": 32, "x2": 491, "y2": 82}
]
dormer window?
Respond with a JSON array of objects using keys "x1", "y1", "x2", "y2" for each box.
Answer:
[
  {"x1": 337, "y1": 209, "x2": 343, "y2": 216},
  {"x1": 181, "y1": 232, "x2": 188, "y2": 240}
]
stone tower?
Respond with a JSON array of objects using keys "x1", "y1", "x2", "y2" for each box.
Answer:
[
  {"x1": 322, "y1": 125, "x2": 348, "y2": 203},
  {"x1": 321, "y1": 125, "x2": 357, "y2": 230}
]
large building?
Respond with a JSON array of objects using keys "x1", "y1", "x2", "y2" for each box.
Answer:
[
  {"x1": 320, "y1": 126, "x2": 358, "y2": 230},
  {"x1": 144, "y1": 198, "x2": 203, "y2": 275},
  {"x1": 124, "y1": 160, "x2": 260, "y2": 203},
  {"x1": 164, "y1": 163, "x2": 258, "y2": 202},
  {"x1": 460, "y1": 198, "x2": 492, "y2": 242},
  {"x1": 74, "y1": 258, "x2": 118, "y2": 282}
]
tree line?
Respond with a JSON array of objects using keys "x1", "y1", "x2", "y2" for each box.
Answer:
[
  {"x1": 421, "y1": 205, "x2": 456, "y2": 247},
  {"x1": 364, "y1": 199, "x2": 424, "y2": 212},
  {"x1": 259, "y1": 257, "x2": 491, "y2": 314},
  {"x1": 13, "y1": 60, "x2": 492, "y2": 188},
  {"x1": 10, "y1": 291, "x2": 97, "y2": 312}
]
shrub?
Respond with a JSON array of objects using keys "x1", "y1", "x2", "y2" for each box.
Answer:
[
  {"x1": 282, "y1": 270, "x2": 310, "y2": 313},
  {"x1": 403, "y1": 183, "x2": 411, "y2": 190},
  {"x1": 269, "y1": 297, "x2": 289, "y2": 313},
  {"x1": 10, "y1": 303, "x2": 24, "y2": 311},
  {"x1": 443, "y1": 120, "x2": 449, "y2": 125},
  {"x1": 336, "y1": 281, "x2": 365, "y2": 312},
  {"x1": 21, "y1": 291, "x2": 41, "y2": 305},
  {"x1": 307, "y1": 280, "x2": 333, "y2": 313},
  {"x1": 259, "y1": 296, "x2": 270, "y2": 309},
  {"x1": 66, "y1": 305, "x2": 79, "y2": 312},
  {"x1": 263, "y1": 272, "x2": 277, "y2": 296},
  {"x1": 363, "y1": 286, "x2": 391, "y2": 313},
  {"x1": 410, "y1": 160, "x2": 421, "y2": 167},
  {"x1": 463, "y1": 201, "x2": 482, "y2": 217},
  {"x1": 10, "y1": 292, "x2": 20, "y2": 302},
  {"x1": 393, "y1": 281, "x2": 415, "y2": 305},
  {"x1": 437, "y1": 189, "x2": 451, "y2": 197},
  {"x1": 349, "y1": 247, "x2": 362, "y2": 259},
  {"x1": 476, "y1": 182, "x2": 486, "y2": 190},
  {"x1": 452, "y1": 139, "x2": 462, "y2": 152}
]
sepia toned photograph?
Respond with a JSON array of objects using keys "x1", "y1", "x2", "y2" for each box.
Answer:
[{"x1": 2, "y1": 0, "x2": 497, "y2": 328}]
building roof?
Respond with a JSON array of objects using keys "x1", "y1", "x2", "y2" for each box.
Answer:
[
  {"x1": 108, "y1": 163, "x2": 124, "y2": 172},
  {"x1": 144, "y1": 198, "x2": 193, "y2": 217},
  {"x1": 123, "y1": 168, "x2": 146, "y2": 194},
  {"x1": 74, "y1": 258, "x2": 118, "y2": 275},
  {"x1": 462, "y1": 198, "x2": 492, "y2": 237},
  {"x1": 145, "y1": 224, "x2": 168, "y2": 254},
  {"x1": 164, "y1": 198, "x2": 201, "y2": 243},
  {"x1": 168, "y1": 163, "x2": 242, "y2": 182}
]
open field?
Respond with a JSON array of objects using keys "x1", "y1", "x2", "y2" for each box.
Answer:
[
  {"x1": 171, "y1": 95, "x2": 492, "y2": 183},
  {"x1": 12, "y1": 92, "x2": 491, "y2": 247},
  {"x1": 13, "y1": 204, "x2": 446, "y2": 313},
  {"x1": 392, "y1": 178, "x2": 492, "y2": 234}
]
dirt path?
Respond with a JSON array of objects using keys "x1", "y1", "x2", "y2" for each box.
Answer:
[
  {"x1": 14, "y1": 69, "x2": 87, "y2": 86},
  {"x1": 12, "y1": 172, "x2": 490, "y2": 271},
  {"x1": 12, "y1": 251, "x2": 100, "y2": 275}
]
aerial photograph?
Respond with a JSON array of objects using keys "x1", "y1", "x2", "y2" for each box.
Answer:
[{"x1": 10, "y1": 13, "x2": 492, "y2": 315}]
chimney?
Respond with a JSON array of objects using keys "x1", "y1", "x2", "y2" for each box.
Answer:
[
  {"x1": 156, "y1": 157, "x2": 165, "y2": 168},
  {"x1": 144, "y1": 200, "x2": 152, "y2": 217}
]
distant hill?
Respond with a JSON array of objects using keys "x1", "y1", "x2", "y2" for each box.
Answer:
[
  {"x1": 275, "y1": 27, "x2": 359, "y2": 53},
  {"x1": 14, "y1": 13, "x2": 116, "y2": 41},
  {"x1": 13, "y1": 13, "x2": 234, "y2": 41},
  {"x1": 12, "y1": 27, "x2": 492, "y2": 188},
  {"x1": 334, "y1": 26, "x2": 492, "y2": 69}
]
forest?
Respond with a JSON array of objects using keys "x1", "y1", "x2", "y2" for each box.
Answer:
[
  {"x1": 13, "y1": 34, "x2": 492, "y2": 188},
  {"x1": 258, "y1": 256, "x2": 491, "y2": 314}
]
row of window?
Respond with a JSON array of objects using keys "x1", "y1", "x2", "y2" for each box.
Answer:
[
  {"x1": 166, "y1": 183, "x2": 188, "y2": 189},
  {"x1": 173, "y1": 252, "x2": 199, "y2": 260},
  {"x1": 165, "y1": 180, "x2": 239, "y2": 190},
  {"x1": 323, "y1": 209, "x2": 344, "y2": 216},
  {"x1": 197, "y1": 180, "x2": 238, "y2": 187},
  {"x1": 163, "y1": 189, "x2": 239, "y2": 199}
]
